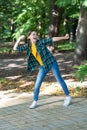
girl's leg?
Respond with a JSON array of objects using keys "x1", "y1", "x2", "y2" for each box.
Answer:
[
  {"x1": 34, "y1": 66, "x2": 47, "y2": 101},
  {"x1": 30, "y1": 66, "x2": 47, "y2": 108},
  {"x1": 51, "y1": 62, "x2": 72, "y2": 106},
  {"x1": 51, "y1": 61, "x2": 69, "y2": 95}
]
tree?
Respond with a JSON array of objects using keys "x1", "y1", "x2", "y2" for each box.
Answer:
[
  {"x1": 75, "y1": 5, "x2": 87, "y2": 60},
  {"x1": 56, "y1": 0, "x2": 87, "y2": 60},
  {"x1": 48, "y1": 0, "x2": 64, "y2": 52}
]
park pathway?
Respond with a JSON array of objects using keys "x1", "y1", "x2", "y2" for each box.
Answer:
[{"x1": 0, "y1": 90, "x2": 87, "y2": 130}]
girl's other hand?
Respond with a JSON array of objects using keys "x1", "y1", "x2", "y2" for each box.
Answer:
[{"x1": 65, "y1": 34, "x2": 69, "y2": 39}]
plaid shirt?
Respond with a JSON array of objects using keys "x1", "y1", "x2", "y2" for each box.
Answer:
[{"x1": 17, "y1": 38, "x2": 56, "y2": 72}]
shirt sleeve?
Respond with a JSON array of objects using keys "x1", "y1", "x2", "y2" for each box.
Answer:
[
  {"x1": 40, "y1": 38, "x2": 53, "y2": 46},
  {"x1": 16, "y1": 44, "x2": 28, "y2": 52}
]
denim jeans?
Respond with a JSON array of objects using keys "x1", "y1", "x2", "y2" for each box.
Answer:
[{"x1": 34, "y1": 61, "x2": 69, "y2": 101}]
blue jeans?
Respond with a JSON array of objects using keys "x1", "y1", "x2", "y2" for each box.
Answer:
[{"x1": 34, "y1": 61, "x2": 69, "y2": 101}]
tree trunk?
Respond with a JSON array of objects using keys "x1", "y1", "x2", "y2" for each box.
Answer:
[
  {"x1": 48, "y1": 0, "x2": 64, "y2": 52},
  {"x1": 75, "y1": 6, "x2": 87, "y2": 60},
  {"x1": 10, "y1": 18, "x2": 15, "y2": 43}
]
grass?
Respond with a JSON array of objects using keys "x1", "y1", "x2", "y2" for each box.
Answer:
[
  {"x1": 0, "y1": 77, "x2": 87, "y2": 97},
  {"x1": 47, "y1": 86, "x2": 87, "y2": 97},
  {"x1": 0, "y1": 78, "x2": 8, "y2": 84},
  {"x1": 0, "y1": 43, "x2": 12, "y2": 53},
  {"x1": 0, "y1": 47, "x2": 12, "y2": 53},
  {"x1": 58, "y1": 42, "x2": 75, "y2": 51}
]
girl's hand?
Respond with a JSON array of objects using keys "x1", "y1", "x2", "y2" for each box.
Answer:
[
  {"x1": 19, "y1": 35, "x2": 25, "y2": 40},
  {"x1": 13, "y1": 35, "x2": 25, "y2": 50},
  {"x1": 65, "y1": 34, "x2": 69, "y2": 39}
]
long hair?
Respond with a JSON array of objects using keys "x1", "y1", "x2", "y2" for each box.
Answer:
[
  {"x1": 28, "y1": 31, "x2": 34, "y2": 37},
  {"x1": 27, "y1": 30, "x2": 37, "y2": 39},
  {"x1": 27, "y1": 31, "x2": 35, "y2": 48}
]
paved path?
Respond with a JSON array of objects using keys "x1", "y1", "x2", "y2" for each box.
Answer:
[{"x1": 0, "y1": 91, "x2": 87, "y2": 130}]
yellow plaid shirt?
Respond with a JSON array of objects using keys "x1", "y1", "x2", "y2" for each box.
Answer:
[{"x1": 17, "y1": 38, "x2": 56, "y2": 72}]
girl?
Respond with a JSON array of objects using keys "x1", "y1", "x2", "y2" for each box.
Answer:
[{"x1": 13, "y1": 31, "x2": 72, "y2": 109}]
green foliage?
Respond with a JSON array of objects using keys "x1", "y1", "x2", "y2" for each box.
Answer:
[
  {"x1": 58, "y1": 42, "x2": 75, "y2": 51},
  {"x1": 0, "y1": 0, "x2": 12, "y2": 39},
  {"x1": 0, "y1": 78, "x2": 7, "y2": 84},
  {"x1": 1, "y1": 0, "x2": 87, "y2": 41},
  {"x1": 56, "y1": 0, "x2": 77, "y2": 7},
  {"x1": 83, "y1": 0, "x2": 87, "y2": 10},
  {"x1": 83, "y1": 0, "x2": 87, "y2": 6},
  {"x1": 0, "y1": 47, "x2": 12, "y2": 53},
  {"x1": 12, "y1": 0, "x2": 50, "y2": 39},
  {"x1": 75, "y1": 87, "x2": 81, "y2": 92},
  {"x1": 74, "y1": 61, "x2": 87, "y2": 82},
  {"x1": 0, "y1": 0, "x2": 50, "y2": 40},
  {"x1": 56, "y1": 0, "x2": 87, "y2": 7},
  {"x1": 56, "y1": 0, "x2": 87, "y2": 18}
]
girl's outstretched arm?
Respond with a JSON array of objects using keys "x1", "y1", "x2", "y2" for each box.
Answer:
[
  {"x1": 13, "y1": 35, "x2": 25, "y2": 50},
  {"x1": 52, "y1": 34, "x2": 69, "y2": 42}
]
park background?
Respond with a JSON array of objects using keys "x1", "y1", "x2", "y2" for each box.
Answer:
[{"x1": 0, "y1": 0, "x2": 87, "y2": 97}]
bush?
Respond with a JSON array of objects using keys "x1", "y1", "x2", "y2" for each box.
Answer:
[{"x1": 74, "y1": 61, "x2": 87, "y2": 82}]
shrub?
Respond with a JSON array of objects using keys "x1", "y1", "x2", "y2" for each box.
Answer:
[{"x1": 74, "y1": 61, "x2": 87, "y2": 82}]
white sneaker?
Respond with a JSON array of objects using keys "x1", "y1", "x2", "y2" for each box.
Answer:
[
  {"x1": 30, "y1": 101, "x2": 37, "y2": 109},
  {"x1": 63, "y1": 96, "x2": 72, "y2": 107}
]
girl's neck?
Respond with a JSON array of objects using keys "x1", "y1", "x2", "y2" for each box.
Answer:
[{"x1": 31, "y1": 42, "x2": 36, "y2": 44}]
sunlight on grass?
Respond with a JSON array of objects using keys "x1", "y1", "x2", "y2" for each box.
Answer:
[
  {"x1": 48, "y1": 87, "x2": 87, "y2": 97},
  {"x1": 0, "y1": 78, "x2": 87, "y2": 97}
]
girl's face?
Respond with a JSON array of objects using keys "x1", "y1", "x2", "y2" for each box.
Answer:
[{"x1": 28, "y1": 31, "x2": 38, "y2": 43}]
